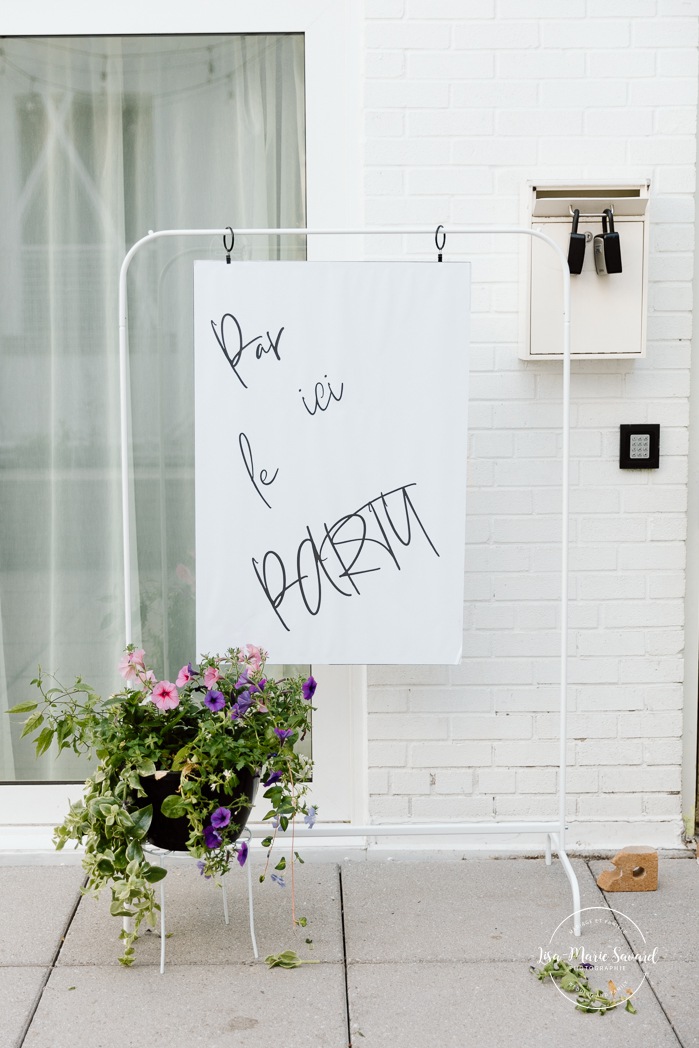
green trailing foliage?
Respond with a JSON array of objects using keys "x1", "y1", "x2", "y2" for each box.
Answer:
[
  {"x1": 9, "y1": 646, "x2": 316, "y2": 965},
  {"x1": 531, "y1": 955, "x2": 638, "y2": 1015}
]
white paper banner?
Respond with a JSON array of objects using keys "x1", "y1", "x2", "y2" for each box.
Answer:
[{"x1": 194, "y1": 260, "x2": 470, "y2": 664}]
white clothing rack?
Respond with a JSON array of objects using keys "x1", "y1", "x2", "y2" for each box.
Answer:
[{"x1": 118, "y1": 225, "x2": 581, "y2": 936}]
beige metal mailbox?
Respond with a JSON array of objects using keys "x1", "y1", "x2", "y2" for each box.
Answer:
[{"x1": 522, "y1": 182, "x2": 650, "y2": 360}]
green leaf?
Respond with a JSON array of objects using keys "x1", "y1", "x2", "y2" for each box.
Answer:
[
  {"x1": 279, "y1": 816, "x2": 289, "y2": 832},
  {"x1": 109, "y1": 901, "x2": 133, "y2": 918},
  {"x1": 6, "y1": 701, "x2": 39, "y2": 714},
  {"x1": 20, "y1": 712, "x2": 44, "y2": 738},
  {"x1": 126, "y1": 840, "x2": 144, "y2": 864},
  {"x1": 265, "y1": 951, "x2": 301, "y2": 969},
  {"x1": 136, "y1": 759, "x2": 157, "y2": 778},
  {"x1": 261, "y1": 837, "x2": 273, "y2": 849},
  {"x1": 113, "y1": 849, "x2": 128, "y2": 870},
  {"x1": 96, "y1": 858, "x2": 115, "y2": 876},
  {"x1": 625, "y1": 999, "x2": 637, "y2": 1014},
  {"x1": 55, "y1": 719, "x2": 73, "y2": 749},
  {"x1": 130, "y1": 805, "x2": 153, "y2": 839},
  {"x1": 100, "y1": 696, "x2": 126, "y2": 708},
  {"x1": 295, "y1": 916, "x2": 307, "y2": 927},
  {"x1": 294, "y1": 852, "x2": 305, "y2": 864},
  {"x1": 275, "y1": 856, "x2": 286, "y2": 871},
  {"x1": 170, "y1": 746, "x2": 191, "y2": 771},
  {"x1": 160, "y1": 795, "x2": 186, "y2": 819},
  {"x1": 143, "y1": 865, "x2": 168, "y2": 883},
  {"x1": 265, "y1": 950, "x2": 319, "y2": 970},
  {"x1": 35, "y1": 727, "x2": 55, "y2": 757},
  {"x1": 560, "y1": 974, "x2": 580, "y2": 993}
]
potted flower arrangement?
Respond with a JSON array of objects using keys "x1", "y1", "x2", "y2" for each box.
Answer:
[{"x1": 9, "y1": 643, "x2": 316, "y2": 965}]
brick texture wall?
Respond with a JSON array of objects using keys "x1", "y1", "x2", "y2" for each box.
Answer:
[{"x1": 363, "y1": 0, "x2": 697, "y2": 847}]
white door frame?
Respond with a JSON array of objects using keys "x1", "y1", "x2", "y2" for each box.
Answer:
[{"x1": 0, "y1": 0, "x2": 366, "y2": 847}]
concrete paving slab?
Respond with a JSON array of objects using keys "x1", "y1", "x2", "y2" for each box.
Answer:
[
  {"x1": 643, "y1": 961, "x2": 699, "y2": 1048},
  {"x1": 0, "y1": 866, "x2": 84, "y2": 965},
  {"x1": 22, "y1": 963, "x2": 348, "y2": 1048},
  {"x1": 342, "y1": 858, "x2": 612, "y2": 962},
  {"x1": 0, "y1": 967, "x2": 48, "y2": 1048},
  {"x1": 590, "y1": 856, "x2": 699, "y2": 961},
  {"x1": 59, "y1": 860, "x2": 342, "y2": 967},
  {"x1": 347, "y1": 961, "x2": 681, "y2": 1047}
]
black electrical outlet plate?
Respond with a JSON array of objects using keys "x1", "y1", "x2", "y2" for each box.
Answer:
[{"x1": 619, "y1": 424, "x2": 660, "y2": 469}]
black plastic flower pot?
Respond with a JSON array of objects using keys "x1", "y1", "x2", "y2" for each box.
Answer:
[{"x1": 140, "y1": 769, "x2": 258, "y2": 852}]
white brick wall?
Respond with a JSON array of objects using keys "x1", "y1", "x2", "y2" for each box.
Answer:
[{"x1": 363, "y1": 0, "x2": 697, "y2": 847}]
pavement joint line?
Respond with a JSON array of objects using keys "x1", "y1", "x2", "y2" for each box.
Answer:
[
  {"x1": 584, "y1": 859, "x2": 685, "y2": 1047},
  {"x1": 338, "y1": 866, "x2": 353, "y2": 1048},
  {"x1": 16, "y1": 873, "x2": 88, "y2": 1048}
]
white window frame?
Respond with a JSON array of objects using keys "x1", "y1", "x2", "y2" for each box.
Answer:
[{"x1": 0, "y1": 0, "x2": 367, "y2": 848}]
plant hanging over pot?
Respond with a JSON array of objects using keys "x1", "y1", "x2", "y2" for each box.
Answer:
[{"x1": 9, "y1": 644, "x2": 317, "y2": 965}]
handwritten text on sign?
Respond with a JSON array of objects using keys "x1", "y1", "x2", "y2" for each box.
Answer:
[{"x1": 194, "y1": 261, "x2": 470, "y2": 664}]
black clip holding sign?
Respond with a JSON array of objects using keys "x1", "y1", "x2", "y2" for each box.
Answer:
[
  {"x1": 435, "y1": 224, "x2": 446, "y2": 262},
  {"x1": 223, "y1": 227, "x2": 234, "y2": 264}
]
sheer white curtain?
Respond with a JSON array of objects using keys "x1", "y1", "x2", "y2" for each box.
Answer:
[{"x1": 0, "y1": 34, "x2": 305, "y2": 780}]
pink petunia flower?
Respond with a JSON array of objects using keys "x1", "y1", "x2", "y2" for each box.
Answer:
[
  {"x1": 203, "y1": 666, "x2": 220, "y2": 688},
  {"x1": 150, "y1": 680, "x2": 180, "y2": 711},
  {"x1": 118, "y1": 648, "x2": 146, "y2": 682},
  {"x1": 242, "y1": 644, "x2": 262, "y2": 672},
  {"x1": 176, "y1": 662, "x2": 194, "y2": 688}
]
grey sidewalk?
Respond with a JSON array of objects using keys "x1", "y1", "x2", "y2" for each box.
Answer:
[{"x1": 0, "y1": 854, "x2": 696, "y2": 1048}]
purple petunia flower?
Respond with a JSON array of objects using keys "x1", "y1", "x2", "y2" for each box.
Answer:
[
  {"x1": 274, "y1": 728, "x2": 294, "y2": 743},
  {"x1": 302, "y1": 675, "x2": 317, "y2": 701},
  {"x1": 304, "y1": 806, "x2": 317, "y2": 829},
  {"x1": 203, "y1": 825, "x2": 223, "y2": 849},
  {"x1": 237, "y1": 841, "x2": 248, "y2": 867},
  {"x1": 196, "y1": 860, "x2": 212, "y2": 879},
  {"x1": 204, "y1": 689, "x2": 225, "y2": 712},
  {"x1": 270, "y1": 873, "x2": 286, "y2": 888},
  {"x1": 210, "y1": 806, "x2": 231, "y2": 828},
  {"x1": 263, "y1": 770, "x2": 282, "y2": 787}
]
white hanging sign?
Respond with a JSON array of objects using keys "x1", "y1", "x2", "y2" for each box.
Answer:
[{"x1": 194, "y1": 260, "x2": 470, "y2": 664}]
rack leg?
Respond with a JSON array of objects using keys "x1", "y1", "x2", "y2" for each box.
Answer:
[
  {"x1": 245, "y1": 843, "x2": 258, "y2": 959},
  {"x1": 545, "y1": 834, "x2": 552, "y2": 866},
  {"x1": 552, "y1": 835, "x2": 582, "y2": 936},
  {"x1": 159, "y1": 857, "x2": 166, "y2": 974},
  {"x1": 159, "y1": 880, "x2": 166, "y2": 973}
]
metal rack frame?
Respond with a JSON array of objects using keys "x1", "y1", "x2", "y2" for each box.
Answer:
[{"x1": 118, "y1": 225, "x2": 581, "y2": 935}]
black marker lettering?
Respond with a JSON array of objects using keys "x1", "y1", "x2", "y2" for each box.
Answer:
[
  {"x1": 300, "y1": 375, "x2": 345, "y2": 416},
  {"x1": 211, "y1": 313, "x2": 283, "y2": 389},
  {"x1": 251, "y1": 482, "x2": 438, "y2": 632},
  {"x1": 238, "y1": 432, "x2": 279, "y2": 510}
]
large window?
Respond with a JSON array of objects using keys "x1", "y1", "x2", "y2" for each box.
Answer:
[{"x1": 0, "y1": 34, "x2": 306, "y2": 781}]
